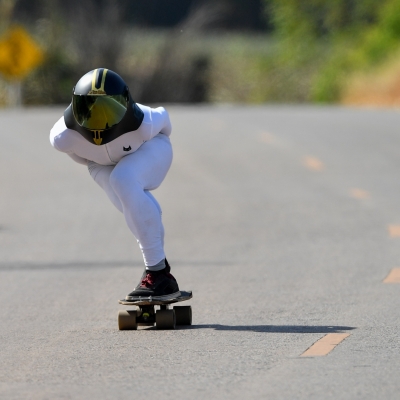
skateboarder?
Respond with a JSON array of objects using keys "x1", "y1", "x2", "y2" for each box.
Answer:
[{"x1": 50, "y1": 68, "x2": 180, "y2": 301}]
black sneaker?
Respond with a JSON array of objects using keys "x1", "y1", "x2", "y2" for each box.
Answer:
[{"x1": 125, "y1": 259, "x2": 180, "y2": 301}]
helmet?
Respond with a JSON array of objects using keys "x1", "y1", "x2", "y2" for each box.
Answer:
[{"x1": 64, "y1": 68, "x2": 144, "y2": 145}]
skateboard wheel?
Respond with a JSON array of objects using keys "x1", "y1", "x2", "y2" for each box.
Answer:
[
  {"x1": 118, "y1": 310, "x2": 137, "y2": 330},
  {"x1": 156, "y1": 309, "x2": 176, "y2": 330},
  {"x1": 174, "y1": 306, "x2": 192, "y2": 326}
]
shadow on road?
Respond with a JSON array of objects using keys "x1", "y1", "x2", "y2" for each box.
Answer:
[{"x1": 184, "y1": 325, "x2": 356, "y2": 333}]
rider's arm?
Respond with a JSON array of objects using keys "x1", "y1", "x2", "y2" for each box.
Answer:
[
  {"x1": 50, "y1": 117, "x2": 88, "y2": 165},
  {"x1": 67, "y1": 153, "x2": 89, "y2": 165},
  {"x1": 150, "y1": 107, "x2": 172, "y2": 138}
]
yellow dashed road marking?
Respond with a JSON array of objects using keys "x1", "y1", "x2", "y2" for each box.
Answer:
[
  {"x1": 388, "y1": 225, "x2": 400, "y2": 237},
  {"x1": 259, "y1": 132, "x2": 275, "y2": 144},
  {"x1": 350, "y1": 188, "x2": 370, "y2": 199},
  {"x1": 383, "y1": 268, "x2": 400, "y2": 283},
  {"x1": 301, "y1": 333, "x2": 350, "y2": 357},
  {"x1": 303, "y1": 156, "x2": 324, "y2": 171}
]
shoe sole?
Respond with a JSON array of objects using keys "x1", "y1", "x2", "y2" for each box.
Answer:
[{"x1": 125, "y1": 291, "x2": 181, "y2": 302}]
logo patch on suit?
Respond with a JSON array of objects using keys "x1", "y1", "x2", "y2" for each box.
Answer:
[{"x1": 123, "y1": 145, "x2": 132, "y2": 151}]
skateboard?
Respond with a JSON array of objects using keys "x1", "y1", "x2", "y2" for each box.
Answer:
[{"x1": 118, "y1": 291, "x2": 192, "y2": 330}]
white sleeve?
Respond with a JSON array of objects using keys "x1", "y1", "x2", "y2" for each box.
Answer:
[
  {"x1": 50, "y1": 116, "x2": 88, "y2": 166},
  {"x1": 150, "y1": 107, "x2": 172, "y2": 138},
  {"x1": 50, "y1": 117, "x2": 71, "y2": 152},
  {"x1": 67, "y1": 153, "x2": 89, "y2": 166}
]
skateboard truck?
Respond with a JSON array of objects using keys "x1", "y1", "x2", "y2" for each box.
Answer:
[{"x1": 118, "y1": 291, "x2": 193, "y2": 330}]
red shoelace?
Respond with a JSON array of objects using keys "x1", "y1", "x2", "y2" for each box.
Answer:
[
  {"x1": 140, "y1": 273, "x2": 157, "y2": 288},
  {"x1": 139, "y1": 271, "x2": 175, "y2": 288}
]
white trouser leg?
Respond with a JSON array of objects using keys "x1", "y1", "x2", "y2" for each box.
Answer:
[
  {"x1": 144, "y1": 190, "x2": 165, "y2": 249},
  {"x1": 88, "y1": 134, "x2": 172, "y2": 266},
  {"x1": 88, "y1": 163, "x2": 123, "y2": 212}
]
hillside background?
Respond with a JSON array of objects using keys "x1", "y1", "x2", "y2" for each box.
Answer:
[{"x1": 1, "y1": 0, "x2": 400, "y2": 106}]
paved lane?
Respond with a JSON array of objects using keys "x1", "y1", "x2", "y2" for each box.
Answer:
[{"x1": 0, "y1": 106, "x2": 399, "y2": 399}]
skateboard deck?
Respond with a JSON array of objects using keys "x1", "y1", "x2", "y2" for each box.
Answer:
[
  {"x1": 118, "y1": 290, "x2": 193, "y2": 330},
  {"x1": 119, "y1": 290, "x2": 192, "y2": 306}
]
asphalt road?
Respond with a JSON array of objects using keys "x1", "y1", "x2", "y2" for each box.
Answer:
[{"x1": 0, "y1": 105, "x2": 399, "y2": 399}]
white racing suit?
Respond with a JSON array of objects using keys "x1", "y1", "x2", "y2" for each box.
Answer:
[{"x1": 50, "y1": 104, "x2": 172, "y2": 267}]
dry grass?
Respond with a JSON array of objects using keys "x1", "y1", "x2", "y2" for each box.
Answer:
[{"x1": 342, "y1": 53, "x2": 400, "y2": 108}]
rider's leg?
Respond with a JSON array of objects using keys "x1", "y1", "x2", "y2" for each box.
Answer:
[
  {"x1": 88, "y1": 163, "x2": 123, "y2": 213},
  {"x1": 88, "y1": 134, "x2": 172, "y2": 268}
]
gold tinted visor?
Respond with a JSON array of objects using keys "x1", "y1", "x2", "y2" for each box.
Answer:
[{"x1": 73, "y1": 95, "x2": 128, "y2": 130}]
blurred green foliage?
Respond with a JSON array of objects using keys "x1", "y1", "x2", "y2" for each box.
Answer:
[
  {"x1": 2, "y1": 0, "x2": 400, "y2": 105},
  {"x1": 266, "y1": 0, "x2": 400, "y2": 102}
]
